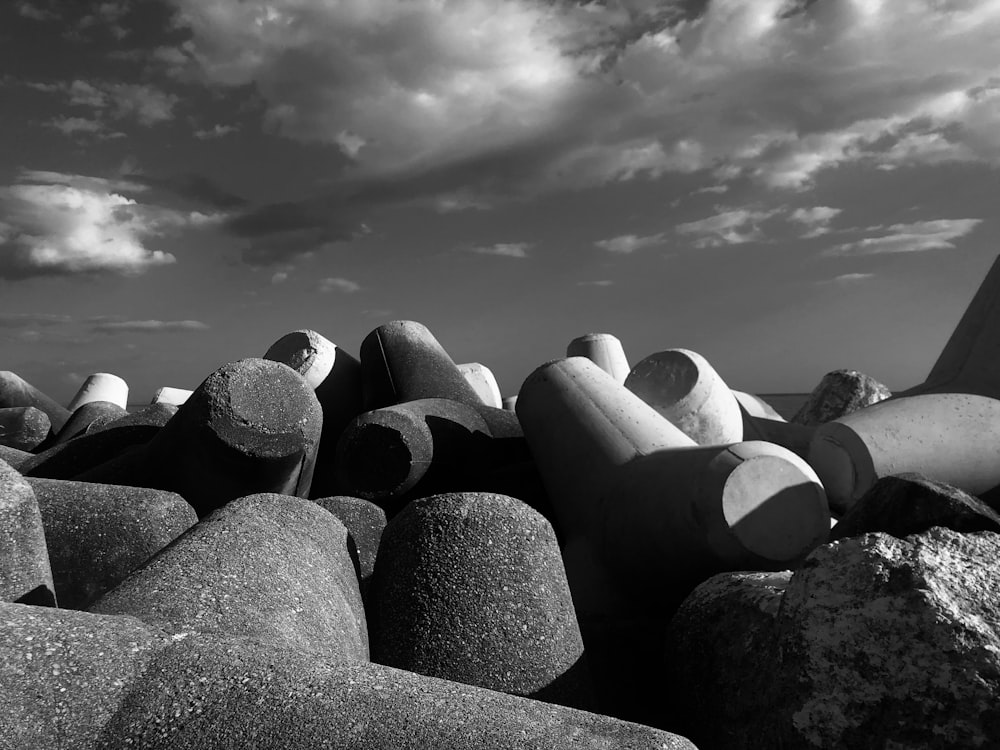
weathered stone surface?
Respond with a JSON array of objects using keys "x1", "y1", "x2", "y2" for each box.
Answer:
[
  {"x1": 370, "y1": 492, "x2": 593, "y2": 709},
  {"x1": 830, "y1": 473, "x2": 1000, "y2": 541},
  {"x1": 27, "y1": 478, "x2": 197, "y2": 610},
  {"x1": 0, "y1": 406, "x2": 50, "y2": 451},
  {"x1": 77, "y1": 359, "x2": 324, "y2": 518},
  {"x1": 0, "y1": 459, "x2": 55, "y2": 606},
  {"x1": 21, "y1": 407, "x2": 170, "y2": 480},
  {"x1": 312, "y1": 495, "x2": 386, "y2": 601},
  {"x1": 665, "y1": 571, "x2": 791, "y2": 749},
  {"x1": 95, "y1": 634, "x2": 694, "y2": 750},
  {"x1": 669, "y1": 528, "x2": 1000, "y2": 749},
  {"x1": 0, "y1": 370, "x2": 70, "y2": 433},
  {"x1": 792, "y1": 369, "x2": 891, "y2": 425},
  {"x1": 264, "y1": 329, "x2": 364, "y2": 499},
  {"x1": 0, "y1": 603, "x2": 169, "y2": 750},
  {"x1": 90, "y1": 493, "x2": 368, "y2": 662},
  {"x1": 52, "y1": 400, "x2": 128, "y2": 445}
]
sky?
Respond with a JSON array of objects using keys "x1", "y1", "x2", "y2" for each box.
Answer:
[{"x1": 1, "y1": 0, "x2": 999, "y2": 405}]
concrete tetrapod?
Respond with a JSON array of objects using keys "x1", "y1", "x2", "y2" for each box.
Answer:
[
  {"x1": 150, "y1": 386, "x2": 192, "y2": 407},
  {"x1": 0, "y1": 406, "x2": 50, "y2": 451},
  {"x1": 517, "y1": 357, "x2": 830, "y2": 587},
  {"x1": 370, "y1": 492, "x2": 594, "y2": 709},
  {"x1": 264, "y1": 329, "x2": 364, "y2": 499},
  {"x1": 625, "y1": 349, "x2": 744, "y2": 445},
  {"x1": 0, "y1": 371, "x2": 70, "y2": 433},
  {"x1": 457, "y1": 362, "x2": 504, "y2": 408},
  {"x1": 732, "y1": 391, "x2": 786, "y2": 421},
  {"x1": 76, "y1": 359, "x2": 324, "y2": 518},
  {"x1": 808, "y1": 392, "x2": 1000, "y2": 515},
  {"x1": 67, "y1": 372, "x2": 129, "y2": 412},
  {"x1": 90, "y1": 493, "x2": 368, "y2": 662},
  {"x1": 52, "y1": 400, "x2": 128, "y2": 445},
  {"x1": 0, "y1": 459, "x2": 56, "y2": 606},
  {"x1": 27, "y1": 478, "x2": 197, "y2": 610},
  {"x1": 566, "y1": 332, "x2": 631, "y2": 383},
  {"x1": 312, "y1": 495, "x2": 387, "y2": 603}
]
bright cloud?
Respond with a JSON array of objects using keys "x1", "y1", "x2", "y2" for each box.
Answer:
[
  {"x1": 675, "y1": 207, "x2": 780, "y2": 247},
  {"x1": 92, "y1": 320, "x2": 209, "y2": 333},
  {"x1": 0, "y1": 171, "x2": 211, "y2": 279},
  {"x1": 595, "y1": 232, "x2": 666, "y2": 254},
  {"x1": 164, "y1": 0, "x2": 1000, "y2": 202},
  {"x1": 317, "y1": 277, "x2": 361, "y2": 293},
  {"x1": 789, "y1": 206, "x2": 842, "y2": 237},
  {"x1": 469, "y1": 242, "x2": 531, "y2": 258},
  {"x1": 194, "y1": 124, "x2": 239, "y2": 139},
  {"x1": 828, "y1": 219, "x2": 983, "y2": 256}
]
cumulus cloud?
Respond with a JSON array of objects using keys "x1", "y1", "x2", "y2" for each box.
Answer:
[
  {"x1": 163, "y1": 0, "x2": 1000, "y2": 203},
  {"x1": 675, "y1": 206, "x2": 780, "y2": 247},
  {"x1": 270, "y1": 271, "x2": 288, "y2": 284},
  {"x1": 789, "y1": 206, "x2": 842, "y2": 237},
  {"x1": 827, "y1": 219, "x2": 983, "y2": 256},
  {"x1": 469, "y1": 242, "x2": 531, "y2": 259},
  {"x1": 317, "y1": 277, "x2": 361, "y2": 293},
  {"x1": 91, "y1": 319, "x2": 209, "y2": 333},
  {"x1": 194, "y1": 124, "x2": 239, "y2": 139},
  {"x1": 0, "y1": 171, "x2": 218, "y2": 279},
  {"x1": 595, "y1": 232, "x2": 666, "y2": 254}
]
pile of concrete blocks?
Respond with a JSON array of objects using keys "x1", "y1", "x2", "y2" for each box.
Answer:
[{"x1": 3, "y1": 256, "x2": 1000, "y2": 749}]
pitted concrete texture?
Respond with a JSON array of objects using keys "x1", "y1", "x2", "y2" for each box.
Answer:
[
  {"x1": 0, "y1": 444, "x2": 31, "y2": 472},
  {"x1": 792, "y1": 369, "x2": 891, "y2": 425},
  {"x1": 90, "y1": 493, "x2": 368, "y2": 662},
  {"x1": 312, "y1": 495, "x2": 387, "y2": 599},
  {"x1": 360, "y1": 320, "x2": 484, "y2": 410},
  {"x1": 22, "y1": 404, "x2": 174, "y2": 480},
  {"x1": 0, "y1": 459, "x2": 55, "y2": 606},
  {"x1": 566, "y1": 333, "x2": 631, "y2": 383},
  {"x1": 830, "y1": 473, "x2": 1000, "y2": 540},
  {"x1": 0, "y1": 603, "x2": 169, "y2": 750},
  {"x1": 370, "y1": 492, "x2": 594, "y2": 709},
  {"x1": 95, "y1": 633, "x2": 695, "y2": 749},
  {"x1": 0, "y1": 406, "x2": 50, "y2": 451},
  {"x1": 28, "y1": 478, "x2": 197, "y2": 610},
  {"x1": 0, "y1": 370, "x2": 70, "y2": 433}
]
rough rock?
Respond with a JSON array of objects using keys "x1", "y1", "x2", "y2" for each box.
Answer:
[
  {"x1": 792, "y1": 369, "x2": 891, "y2": 425},
  {"x1": 0, "y1": 603, "x2": 168, "y2": 750},
  {"x1": 370, "y1": 492, "x2": 593, "y2": 709},
  {"x1": 0, "y1": 459, "x2": 55, "y2": 606},
  {"x1": 0, "y1": 406, "x2": 51, "y2": 451},
  {"x1": 90, "y1": 493, "x2": 368, "y2": 662},
  {"x1": 830, "y1": 473, "x2": 1000, "y2": 541},
  {"x1": 95, "y1": 634, "x2": 693, "y2": 749},
  {"x1": 27, "y1": 478, "x2": 197, "y2": 609}
]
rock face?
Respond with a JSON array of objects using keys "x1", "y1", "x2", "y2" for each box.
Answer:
[
  {"x1": 0, "y1": 459, "x2": 55, "y2": 606},
  {"x1": 830, "y1": 473, "x2": 1000, "y2": 541},
  {"x1": 668, "y1": 528, "x2": 1000, "y2": 749},
  {"x1": 27, "y1": 478, "x2": 197, "y2": 610},
  {"x1": 792, "y1": 369, "x2": 891, "y2": 425},
  {"x1": 370, "y1": 492, "x2": 594, "y2": 709},
  {"x1": 90, "y1": 493, "x2": 368, "y2": 663}
]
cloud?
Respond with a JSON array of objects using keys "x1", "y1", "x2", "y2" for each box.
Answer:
[
  {"x1": 675, "y1": 206, "x2": 780, "y2": 247},
  {"x1": 823, "y1": 273, "x2": 875, "y2": 284},
  {"x1": 469, "y1": 242, "x2": 530, "y2": 259},
  {"x1": 595, "y1": 232, "x2": 666, "y2": 254},
  {"x1": 827, "y1": 219, "x2": 983, "y2": 256},
  {"x1": 27, "y1": 79, "x2": 179, "y2": 129},
  {"x1": 0, "y1": 171, "x2": 222, "y2": 279},
  {"x1": 577, "y1": 280, "x2": 615, "y2": 287},
  {"x1": 194, "y1": 124, "x2": 239, "y2": 139},
  {"x1": 317, "y1": 277, "x2": 360, "y2": 293},
  {"x1": 91, "y1": 319, "x2": 210, "y2": 334},
  {"x1": 270, "y1": 271, "x2": 288, "y2": 284},
  {"x1": 18, "y1": 2, "x2": 58, "y2": 21},
  {"x1": 0, "y1": 313, "x2": 72, "y2": 327},
  {"x1": 163, "y1": 0, "x2": 1000, "y2": 204},
  {"x1": 46, "y1": 116, "x2": 106, "y2": 136},
  {"x1": 789, "y1": 206, "x2": 842, "y2": 238}
]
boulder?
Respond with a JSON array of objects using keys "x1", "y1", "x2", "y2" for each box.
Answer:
[
  {"x1": 830, "y1": 473, "x2": 1000, "y2": 540},
  {"x1": 792, "y1": 369, "x2": 891, "y2": 425},
  {"x1": 370, "y1": 492, "x2": 593, "y2": 709}
]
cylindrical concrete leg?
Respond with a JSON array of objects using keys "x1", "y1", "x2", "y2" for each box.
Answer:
[
  {"x1": 566, "y1": 333, "x2": 630, "y2": 383},
  {"x1": 53, "y1": 401, "x2": 127, "y2": 445},
  {"x1": 0, "y1": 460, "x2": 56, "y2": 606},
  {"x1": 360, "y1": 320, "x2": 483, "y2": 410},
  {"x1": 502, "y1": 395, "x2": 518, "y2": 411},
  {"x1": 732, "y1": 390, "x2": 786, "y2": 422},
  {"x1": 457, "y1": 362, "x2": 503, "y2": 408},
  {"x1": 67, "y1": 372, "x2": 129, "y2": 412},
  {"x1": 0, "y1": 371, "x2": 70, "y2": 433},
  {"x1": 151, "y1": 387, "x2": 192, "y2": 407},
  {"x1": 808, "y1": 393, "x2": 1000, "y2": 515},
  {"x1": 0, "y1": 406, "x2": 51, "y2": 451},
  {"x1": 625, "y1": 349, "x2": 743, "y2": 445}
]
